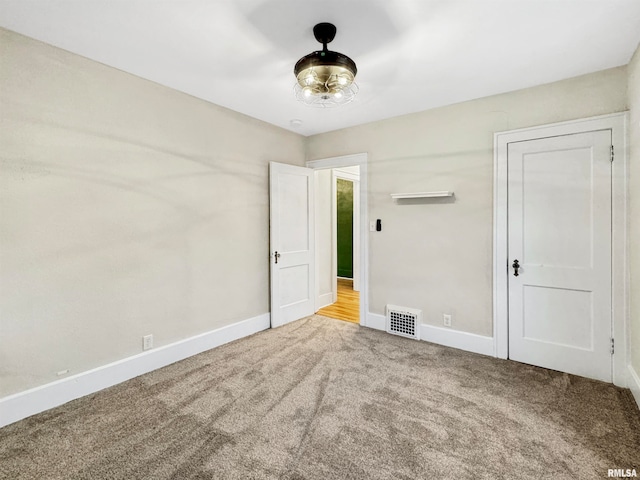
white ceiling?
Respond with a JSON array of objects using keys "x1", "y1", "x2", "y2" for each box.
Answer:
[{"x1": 1, "y1": 0, "x2": 639, "y2": 136}]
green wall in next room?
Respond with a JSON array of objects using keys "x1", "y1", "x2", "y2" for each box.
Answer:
[{"x1": 337, "y1": 178, "x2": 353, "y2": 279}]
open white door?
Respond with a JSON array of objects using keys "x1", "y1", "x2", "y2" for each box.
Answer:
[
  {"x1": 270, "y1": 162, "x2": 315, "y2": 328},
  {"x1": 507, "y1": 130, "x2": 612, "y2": 382}
]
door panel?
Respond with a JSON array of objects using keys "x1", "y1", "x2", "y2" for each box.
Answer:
[
  {"x1": 522, "y1": 286, "x2": 592, "y2": 349},
  {"x1": 522, "y1": 148, "x2": 594, "y2": 268},
  {"x1": 508, "y1": 130, "x2": 612, "y2": 382},
  {"x1": 278, "y1": 174, "x2": 310, "y2": 252},
  {"x1": 270, "y1": 162, "x2": 315, "y2": 327},
  {"x1": 279, "y1": 264, "x2": 310, "y2": 307}
]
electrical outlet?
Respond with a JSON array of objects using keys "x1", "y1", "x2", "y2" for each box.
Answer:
[
  {"x1": 443, "y1": 314, "x2": 452, "y2": 327},
  {"x1": 143, "y1": 334, "x2": 153, "y2": 351}
]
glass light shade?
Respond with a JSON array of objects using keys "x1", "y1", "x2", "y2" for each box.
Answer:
[{"x1": 293, "y1": 63, "x2": 358, "y2": 107}]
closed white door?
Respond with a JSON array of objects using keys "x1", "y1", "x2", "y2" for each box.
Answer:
[
  {"x1": 507, "y1": 130, "x2": 612, "y2": 382},
  {"x1": 270, "y1": 162, "x2": 315, "y2": 327}
]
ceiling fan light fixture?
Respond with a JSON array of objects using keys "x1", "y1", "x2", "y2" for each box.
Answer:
[{"x1": 293, "y1": 23, "x2": 358, "y2": 107}]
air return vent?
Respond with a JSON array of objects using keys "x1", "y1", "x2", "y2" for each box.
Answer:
[{"x1": 386, "y1": 305, "x2": 421, "y2": 340}]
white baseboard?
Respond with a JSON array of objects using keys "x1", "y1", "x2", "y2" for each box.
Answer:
[
  {"x1": 628, "y1": 364, "x2": 640, "y2": 410},
  {"x1": 0, "y1": 313, "x2": 270, "y2": 428},
  {"x1": 366, "y1": 312, "x2": 386, "y2": 331},
  {"x1": 317, "y1": 292, "x2": 334, "y2": 310},
  {"x1": 420, "y1": 324, "x2": 495, "y2": 356},
  {"x1": 367, "y1": 313, "x2": 495, "y2": 357},
  {"x1": 366, "y1": 312, "x2": 494, "y2": 357}
]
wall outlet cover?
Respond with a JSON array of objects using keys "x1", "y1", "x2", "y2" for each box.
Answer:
[{"x1": 143, "y1": 334, "x2": 153, "y2": 351}]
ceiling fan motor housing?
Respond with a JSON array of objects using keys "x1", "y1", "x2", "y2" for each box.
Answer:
[{"x1": 294, "y1": 22, "x2": 358, "y2": 106}]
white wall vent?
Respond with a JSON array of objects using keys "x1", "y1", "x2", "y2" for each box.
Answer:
[{"x1": 386, "y1": 305, "x2": 421, "y2": 340}]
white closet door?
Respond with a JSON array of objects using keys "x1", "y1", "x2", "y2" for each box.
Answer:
[{"x1": 508, "y1": 130, "x2": 612, "y2": 382}]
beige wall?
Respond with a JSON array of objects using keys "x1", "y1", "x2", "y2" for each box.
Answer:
[
  {"x1": 0, "y1": 29, "x2": 305, "y2": 397},
  {"x1": 307, "y1": 67, "x2": 628, "y2": 336},
  {"x1": 628, "y1": 43, "x2": 640, "y2": 376}
]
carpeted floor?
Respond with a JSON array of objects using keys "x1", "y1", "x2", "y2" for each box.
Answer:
[{"x1": 1, "y1": 316, "x2": 638, "y2": 479}]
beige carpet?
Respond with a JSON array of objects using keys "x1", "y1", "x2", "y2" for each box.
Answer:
[{"x1": 1, "y1": 316, "x2": 638, "y2": 479}]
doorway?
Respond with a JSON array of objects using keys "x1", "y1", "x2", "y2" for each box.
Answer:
[
  {"x1": 316, "y1": 168, "x2": 360, "y2": 323},
  {"x1": 308, "y1": 153, "x2": 369, "y2": 326},
  {"x1": 493, "y1": 113, "x2": 628, "y2": 386},
  {"x1": 269, "y1": 153, "x2": 368, "y2": 329}
]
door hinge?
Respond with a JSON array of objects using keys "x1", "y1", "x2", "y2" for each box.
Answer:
[
  {"x1": 610, "y1": 145, "x2": 614, "y2": 162},
  {"x1": 610, "y1": 337, "x2": 615, "y2": 355}
]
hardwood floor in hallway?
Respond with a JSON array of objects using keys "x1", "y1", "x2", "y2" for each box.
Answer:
[{"x1": 316, "y1": 278, "x2": 359, "y2": 323}]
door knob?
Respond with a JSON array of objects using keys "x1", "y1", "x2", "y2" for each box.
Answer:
[
  {"x1": 512, "y1": 259, "x2": 520, "y2": 277},
  {"x1": 274, "y1": 251, "x2": 281, "y2": 264}
]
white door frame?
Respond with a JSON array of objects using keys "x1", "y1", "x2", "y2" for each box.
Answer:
[
  {"x1": 307, "y1": 153, "x2": 369, "y2": 326},
  {"x1": 333, "y1": 169, "x2": 360, "y2": 292},
  {"x1": 493, "y1": 112, "x2": 629, "y2": 387}
]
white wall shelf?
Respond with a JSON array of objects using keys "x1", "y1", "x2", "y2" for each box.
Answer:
[{"x1": 390, "y1": 191, "x2": 454, "y2": 199}]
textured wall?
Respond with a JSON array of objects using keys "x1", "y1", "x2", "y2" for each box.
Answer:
[
  {"x1": 307, "y1": 67, "x2": 628, "y2": 336},
  {"x1": 0, "y1": 29, "x2": 305, "y2": 396}
]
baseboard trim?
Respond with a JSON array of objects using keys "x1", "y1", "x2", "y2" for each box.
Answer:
[
  {"x1": 420, "y1": 324, "x2": 495, "y2": 357},
  {"x1": 0, "y1": 313, "x2": 270, "y2": 428},
  {"x1": 628, "y1": 364, "x2": 640, "y2": 410},
  {"x1": 317, "y1": 292, "x2": 334, "y2": 310},
  {"x1": 366, "y1": 314, "x2": 494, "y2": 357},
  {"x1": 366, "y1": 312, "x2": 386, "y2": 331}
]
